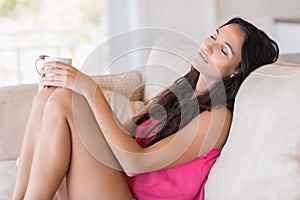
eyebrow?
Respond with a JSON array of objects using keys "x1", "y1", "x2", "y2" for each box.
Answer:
[{"x1": 216, "y1": 29, "x2": 234, "y2": 55}]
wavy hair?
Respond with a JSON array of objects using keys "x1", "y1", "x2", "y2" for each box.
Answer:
[{"x1": 135, "y1": 17, "x2": 279, "y2": 147}]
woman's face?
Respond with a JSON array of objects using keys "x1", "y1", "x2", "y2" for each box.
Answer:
[{"x1": 192, "y1": 24, "x2": 245, "y2": 79}]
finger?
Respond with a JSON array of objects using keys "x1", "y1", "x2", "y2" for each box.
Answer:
[
  {"x1": 42, "y1": 77, "x2": 73, "y2": 90},
  {"x1": 42, "y1": 74, "x2": 65, "y2": 82},
  {"x1": 43, "y1": 80, "x2": 63, "y2": 88},
  {"x1": 43, "y1": 67, "x2": 78, "y2": 80},
  {"x1": 41, "y1": 76, "x2": 63, "y2": 87},
  {"x1": 39, "y1": 55, "x2": 49, "y2": 59},
  {"x1": 43, "y1": 62, "x2": 74, "y2": 75},
  {"x1": 42, "y1": 74, "x2": 75, "y2": 89},
  {"x1": 45, "y1": 61, "x2": 71, "y2": 69},
  {"x1": 41, "y1": 67, "x2": 73, "y2": 77},
  {"x1": 40, "y1": 67, "x2": 61, "y2": 76}
]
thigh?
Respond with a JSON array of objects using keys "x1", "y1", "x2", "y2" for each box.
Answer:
[
  {"x1": 19, "y1": 87, "x2": 58, "y2": 155},
  {"x1": 68, "y1": 126, "x2": 132, "y2": 200},
  {"x1": 50, "y1": 88, "x2": 133, "y2": 199},
  {"x1": 32, "y1": 87, "x2": 57, "y2": 109}
]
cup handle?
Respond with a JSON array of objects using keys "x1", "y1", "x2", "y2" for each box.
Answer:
[{"x1": 35, "y1": 58, "x2": 44, "y2": 75}]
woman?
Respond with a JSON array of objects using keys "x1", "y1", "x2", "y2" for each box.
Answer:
[{"x1": 12, "y1": 17, "x2": 279, "y2": 200}]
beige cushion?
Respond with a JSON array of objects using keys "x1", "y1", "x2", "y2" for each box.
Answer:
[
  {"x1": 0, "y1": 84, "x2": 38, "y2": 161},
  {"x1": 0, "y1": 160, "x2": 17, "y2": 200},
  {"x1": 102, "y1": 89, "x2": 144, "y2": 124},
  {"x1": 205, "y1": 62, "x2": 300, "y2": 199},
  {"x1": 144, "y1": 38, "x2": 198, "y2": 101},
  {"x1": 91, "y1": 70, "x2": 144, "y2": 101}
]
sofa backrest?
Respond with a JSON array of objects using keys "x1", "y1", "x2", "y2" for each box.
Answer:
[
  {"x1": 143, "y1": 37, "x2": 199, "y2": 101},
  {"x1": 0, "y1": 84, "x2": 38, "y2": 161},
  {"x1": 205, "y1": 62, "x2": 300, "y2": 199}
]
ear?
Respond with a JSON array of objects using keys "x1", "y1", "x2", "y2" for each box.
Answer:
[{"x1": 230, "y1": 71, "x2": 238, "y2": 78}]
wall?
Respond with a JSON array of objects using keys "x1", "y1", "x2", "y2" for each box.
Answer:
[
  {"x1": 106, "y1": 0, "x2": 300, "y2": 50},
  {"x1": 106, "y1": 0, "x2": 217, "y2": 42},
  {"x1": 106, "y1": 0, "x2": 300, "y2": 41},
  {"x1": 103, "y1": 0, "x2": 218, "y2": 73},
  {"x1": 137, "y1": 0, "x2": 216, "y2": 42},
  {"x1": 217, "y1": 0, "x2": 300, "y2": 23}
]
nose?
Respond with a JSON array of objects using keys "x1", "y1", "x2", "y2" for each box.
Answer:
[
  {"x1": 204, "y1": 47, "x2": 211, "y2": 55},
  {"x1": 203, "y1": 41, "x2": 213, "y2": 55}
]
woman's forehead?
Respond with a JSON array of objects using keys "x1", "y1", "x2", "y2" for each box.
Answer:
[{"x1": 219, "y1": 24, "x2": 245, "y2": 53}]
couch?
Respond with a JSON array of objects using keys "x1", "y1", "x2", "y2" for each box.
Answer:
[{"x1": 1, "y1": 38, "x2": 300, "y2": 199}]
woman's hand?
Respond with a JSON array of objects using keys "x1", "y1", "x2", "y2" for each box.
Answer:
[{"x1": 40, "y1": 61, "x2": 97, "y2": 97}]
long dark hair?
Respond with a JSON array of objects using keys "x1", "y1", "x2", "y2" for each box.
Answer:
[{"x1": 135, "y1": 17, "x2": 279, "y2": 147}]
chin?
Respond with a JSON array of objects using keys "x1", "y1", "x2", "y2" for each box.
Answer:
[
  {"x1": 192, "y1": 65, "x2": 200, "y2": 72},
  {"x1": 192, "y1": 63, "x2": 206, "y2": 75},
  {"x1": 191, "y1": 62, "x2": 201, "y2": 73}
]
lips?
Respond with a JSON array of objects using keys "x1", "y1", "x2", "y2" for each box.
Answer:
[{"x1": 198, "y1": 51, "x2": 208, "y2": 63}]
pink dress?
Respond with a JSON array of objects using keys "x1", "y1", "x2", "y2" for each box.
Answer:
[{"x1": 126, "y1": 118, "x2": 221, "y2": 200}]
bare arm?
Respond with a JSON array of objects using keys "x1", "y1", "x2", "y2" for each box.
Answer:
[
  {"x1": 41, "y1": 64, "x2": 232, "y2": 176},
  {"x1": 85, "y1": 85, "x2": 232, "y2": 176}
]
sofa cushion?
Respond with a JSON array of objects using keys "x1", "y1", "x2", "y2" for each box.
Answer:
[
  {"x1": 0, "y1": 84, "x2": 38, "y2": 161},
  {"x1": 102, "y1": 89, "x2": 144, "y2": 124},
  {"x1": 205, "y1": 62, "x2": 300, "y2": 199},
  {"x1": 144, "y1": 38, "x2": 198, "y2": 101},
  {"x1": 91, "y1": 70, "x2": 144, "y2": 101},
  {"x1": 0, "y1": 160, "x2": 17, "y2": 200}
]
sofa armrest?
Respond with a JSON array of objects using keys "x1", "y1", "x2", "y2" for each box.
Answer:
[
  {"x1": 0, "y1": 84, "x2": 38, "y2": 161},
  {"x1": 205, "y1": 62, "x2": 300, "y2": 199}
]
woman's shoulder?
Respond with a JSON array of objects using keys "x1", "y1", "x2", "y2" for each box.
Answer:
[
  {"x1": 198, "y1": 106, "x2": 232, "y2": 123},
  {"x1": 192, "y1": 106, "x2": 232, "y2": 154},
  {"x1": 203, "y1": 106, "x2": 232, "y2": 150}
]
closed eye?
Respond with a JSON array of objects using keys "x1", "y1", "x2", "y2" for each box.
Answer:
[
  {"x1": 216, "y1": 29, "x2": 234, "y2": 55},
  {"x1": 210, "y1": 33, "x2": 217, "y2": 40},
  {"x1": 221, "y1": 48, "x2": 228, "y2": 55}
]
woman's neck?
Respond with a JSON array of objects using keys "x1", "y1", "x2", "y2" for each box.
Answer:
[{"x1": 195, "y1": 74, "x2": 214, "y2": 93}]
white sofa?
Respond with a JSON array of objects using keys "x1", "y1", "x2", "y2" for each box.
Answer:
[
  {"x1": 205, "y1": 61, "x2": 300, "y2": 199},
  {"x1": 0, "y1": 39, "x2": 300, "y2": 199}
]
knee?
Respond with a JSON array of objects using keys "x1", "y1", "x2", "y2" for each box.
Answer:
[
  {"x1": 44, "y1": 88, "x2": 73, "y2": 114},
  {"x1": 32, "y1": 87, "x2": 56, "y2": 111},
  {"x1": 44, "y1": 88, "x2": 86, "y2": 115}
]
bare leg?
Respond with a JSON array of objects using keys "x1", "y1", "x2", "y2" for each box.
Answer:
[
  {"x1": 24, "y1": 88, "x2": 132, "y2": 200},
  {"x1": 66, "y1": 90, "x2": 132, "y2": 200},
  {"x1": 12, "y1": 87, "x2": 56, "y2": 200}
]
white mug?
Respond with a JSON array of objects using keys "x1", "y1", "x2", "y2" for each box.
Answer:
[{"x1": 35, "y1": 56, "x2": 72, "y2": 75}]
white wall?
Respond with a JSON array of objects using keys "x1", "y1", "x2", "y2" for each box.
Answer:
[
  {"x1": 217, "y1": 0, "x2": 300, "y2": 23},
  {"x1": 105, "y1": 0, "x2": 300, "y2": 45},
  {"x1": 137, "y1": 0, "x2": 216, "y2": 42},
  {"x1": 106, "y1": 0, "x2": 217, "y2": 42},
  {"x1": 105, "y1": 0, "x2": 139, "y2": 36},
  {"x1": 103, "y1": 0, "x2": 218, "y2": 73}
]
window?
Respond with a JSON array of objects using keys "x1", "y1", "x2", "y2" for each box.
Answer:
[{"x1": 0, "y1": 0, "x2": 106, "y2": 86}]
